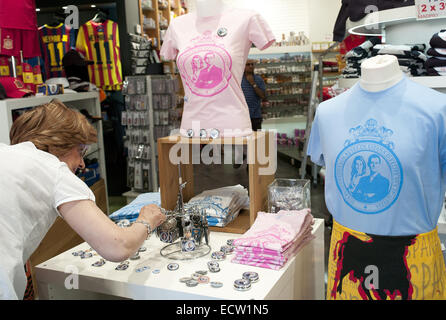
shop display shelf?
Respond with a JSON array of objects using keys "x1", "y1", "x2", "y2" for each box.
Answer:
[
  {"x1": 267, "y1": 93, "x2": 307, "y2": 100},
  {"x1": 249, "y1": 45, "x2": 312, "y2": 55},
  {"x1": 345, "y1": 5, "x2": 416, "y2": 37},
  {"x1": 157, "y1": 131, "x2": 276, "y2": 234},
  {"x1": 257, "y1": 71, "x2": 311, "y2": 76},
  {"x1": 265, "y1": 81, "x2": 311, "y2": 87}
]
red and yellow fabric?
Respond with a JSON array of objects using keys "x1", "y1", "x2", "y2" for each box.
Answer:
[
  {"x1": 75, "y1": 20, "x2": 122, "y2": 91},
  {"x1": 0, "y1": 56, "x2": 9, "y2": 76},
  {"x1": 327, "y1": 220, "x2": 446, "y2": 300}
]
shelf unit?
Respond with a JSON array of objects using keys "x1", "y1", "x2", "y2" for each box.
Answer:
[
  {"x1": 157, "y1": 131, "x2": 276, "y2": 234},
  {"x1": 249, "y1": 48, "x2": 312, "y2": 120},
  {"x1": 339, "y1": 6, "x2": 446, "y2": 94},
  {"x1": 139, "y1": 0, "x2": 187, "y2": 51},
  {"x1": 0, "y1": 92, "x2": 109, "y2": 213},
  {"x1": 123, "y1": 75, "x2": 180, "y2": 197}
]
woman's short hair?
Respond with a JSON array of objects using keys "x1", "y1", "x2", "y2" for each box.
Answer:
[{"x1": 9, "y1": 99, "x2": 97, "y2": 157}]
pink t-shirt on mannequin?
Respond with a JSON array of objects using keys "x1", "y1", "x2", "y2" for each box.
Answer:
[{"x1": 160, "y1": 7, "x2": 275, "y2": 137}]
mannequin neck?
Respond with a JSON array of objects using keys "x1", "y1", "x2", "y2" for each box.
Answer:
[
  {"x1": 359, "y1": 55, "x2": 403, "y2": 92},
  {"x1": 195, "y1": 0, "x2": 225, "y2": 17}
]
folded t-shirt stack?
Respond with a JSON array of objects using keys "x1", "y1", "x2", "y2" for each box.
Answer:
[
  {"x1": 371, "y1": 44, "x2": 427, "y2": 76},
  {"x1": 186, "y1": 185, "x2": 249, "y2": 227},
  {"x1": 109, "y1": 192, "x2": 161, "y2": 223},
  {"x1": 426, "y1": 30, "x2": 446, "y2": 76},
  {"x1": 231, "y1": 209, "x2": 315, "y2": 270},
  {"x1": 342, "y1": 37, "x2": 381, "y2": 78}
]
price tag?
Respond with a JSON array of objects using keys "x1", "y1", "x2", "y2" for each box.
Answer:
[{"x1": 415, "y1": 0, "x2": 446, "y2": 20}]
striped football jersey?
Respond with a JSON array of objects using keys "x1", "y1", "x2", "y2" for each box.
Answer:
[
  {"x1": 39, "y1": 23, "x2": 76, "y2": 80},
  {"x1": 76, "y1": 20, "x2": 122, "y2": 91}
]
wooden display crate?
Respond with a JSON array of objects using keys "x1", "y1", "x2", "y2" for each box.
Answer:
[{"x1": 157, "y1": 131, "x2": 276, "y2": 234}]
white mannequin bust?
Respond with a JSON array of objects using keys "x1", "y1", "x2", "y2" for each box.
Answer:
[
  {"x1": 359, "y1": 55, "x2": 404, "y2": 92},
  {"x1": 195, "y1": 0, "x2": 225, "y2": 17}
]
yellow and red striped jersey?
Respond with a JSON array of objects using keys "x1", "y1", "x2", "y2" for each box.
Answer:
[{"x1": 76, "y1": 20, "x2": 122, "y2": 91}]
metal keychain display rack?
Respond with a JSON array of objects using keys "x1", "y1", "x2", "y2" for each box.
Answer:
[{"x1": 158, "y1": 165, "x2": 211, "y2": 260}]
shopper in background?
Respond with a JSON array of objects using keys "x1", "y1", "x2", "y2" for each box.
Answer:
[
  {"x1": 0, "y1": 100, "x2": 166, "y2": 300},
  {"x1": 241, "y1": 59, "x2": 266, "y2": 132},
  {"x1": 233, "y1": 60, "x2": 267, "y2": 169}
]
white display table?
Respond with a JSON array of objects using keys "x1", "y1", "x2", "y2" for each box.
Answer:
[{"x1": 34, "y1": 219, "x2": 325, "y2": 300}]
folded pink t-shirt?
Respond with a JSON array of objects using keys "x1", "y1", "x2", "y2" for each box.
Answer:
[
  {"x1": 232, "y1": 209, "x2": 314, "y2": 251},
  {"x1": 160, "y1": 7, "x2": 275, "y2": 137}
]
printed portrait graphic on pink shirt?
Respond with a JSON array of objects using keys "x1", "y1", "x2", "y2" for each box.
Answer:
[{"x1": 178, "y1": 40, "x2": 232, "y2": 97}]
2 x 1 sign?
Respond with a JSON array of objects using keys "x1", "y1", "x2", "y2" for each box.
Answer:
[{"x1": 415, "y1": 0, "x2": 446, "y2": 20}]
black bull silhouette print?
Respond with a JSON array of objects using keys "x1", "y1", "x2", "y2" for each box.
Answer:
[{"x1": 332, "y1": 232, "x2": 417, "y2": 300}]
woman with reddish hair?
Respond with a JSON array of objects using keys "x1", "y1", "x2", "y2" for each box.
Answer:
[{"x1": 0, "y1": 99, "x2": 166, "y2": 299}]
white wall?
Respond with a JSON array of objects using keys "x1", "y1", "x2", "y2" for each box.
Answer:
[
  {"x1": 187, "y1": 0, "x2": 311, "y2": 40},
  {"x1": 186, "y1": 0, "x2": 341, "y2": 42},
  {"x1": 308, "y1": 0, "x2": 342, "y2": 42}
]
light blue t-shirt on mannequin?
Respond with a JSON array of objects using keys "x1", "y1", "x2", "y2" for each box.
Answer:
[{"x1": 307, "y1": 76, "x2": 446, "y2": 236}]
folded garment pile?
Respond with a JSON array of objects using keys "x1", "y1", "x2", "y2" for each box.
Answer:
[
  {"x1": 231, "y1": 209, "x2": 315, "y2": 270},
  {"x1": 426, "y1": 30, "x2": 446, "y2": 76},
  {"x1": 371, "y1": 44, "x2": 427, "y2": 76},
  {"x1": 342, "y1": 37, "x2": 381, "y2": 78},
  {"x1": 109, "y1": 192, "x2": 161, "y2": 223},
  {"x1": 186, "y1": 185, "x2": 249, "y2": 227}
]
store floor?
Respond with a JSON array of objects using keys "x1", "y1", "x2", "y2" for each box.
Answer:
[{"x1": 108, "y1": 156, "x2": 332, "y2": 296}]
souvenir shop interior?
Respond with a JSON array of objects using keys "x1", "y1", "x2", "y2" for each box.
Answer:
[{"x1": 1, "y1": 0, "x2": 446, "y2": 301}]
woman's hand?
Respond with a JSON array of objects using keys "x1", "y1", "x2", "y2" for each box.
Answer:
[{"x1": 137, "y1": 204, "x2": 166, "y2": 230}]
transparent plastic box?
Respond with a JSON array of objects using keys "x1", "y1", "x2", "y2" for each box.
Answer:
[{"x1": 268, "y1": 179, "x2": 311, "y2": 213}]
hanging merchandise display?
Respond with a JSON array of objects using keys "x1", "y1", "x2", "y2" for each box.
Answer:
[
  {"x1": 0, "y1": 0, "x2": 40, "y2": 59},
  {"x1": 76, "y1": 18, "x2": 123, "y2": 91},
  {"x1": 160, "y1": 3, "x2": 276, "y2": 138},
  {"x1": 38, "y1": 23, "x2": 77, "y2": 80}
]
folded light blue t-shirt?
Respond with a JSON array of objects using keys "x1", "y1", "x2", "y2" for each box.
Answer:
[{"x1": 307, "y1": 76, "x2": 446, "y2": 235}]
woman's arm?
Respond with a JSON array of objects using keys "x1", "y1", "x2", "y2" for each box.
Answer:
[{"x1": 58, "y1": 200, "x2": 165, "y2": 262}]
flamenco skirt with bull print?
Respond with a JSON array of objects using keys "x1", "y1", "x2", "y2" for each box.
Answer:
[{"x1": 327, "y1": 220, "x2": 446, "y2": 300}]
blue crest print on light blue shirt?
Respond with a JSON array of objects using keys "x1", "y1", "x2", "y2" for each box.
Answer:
[
  {"x1": 334, "y1": 118, "x2": 403, "y2": 214},
  {"x1": 306, "y1": 76, "x2": 446, "y2": 236}
]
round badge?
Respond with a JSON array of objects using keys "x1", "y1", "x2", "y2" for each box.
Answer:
[
  {"x1": 209, "y1": 129, "x2": 220, "y2": 139},
  {"x1": 135, "y1": 266, "x2": 150, "y2": 273},
  {"x1": 234, "y1": 278, "x2": 251, "y2": 291},
  {"x1": 167, "y1": 263, "x2": 179, "y2": 271},
  {"x1": 115, "y1": 263, "x2": 129, "y2": 271},
  {"x1": 242, "y1": 271, "x2": 259, "y2": 283},
  {"x1": 211, "y1": 251, "x2": 226, "y2": 260},
  {"x1": 217, "y1": 27, "x2": 228, "y2": 37},
  {"x1": 179, "y1": 277, "x2": 193, "y2": 283},
  {"x1": 220, "y1": 245, "x2": 234, "y2": 255},
  {"x1": 198, "y1": 276, "x2": 210, "y2": 284},
  {"x1": 199, "y1": 129, "x2": 207, "y2": 139},
  {"x1": 80, "y1": 252, "x2": 93, "y2": 259},
  {"x1": 130, "y1": 253, "x2": 140, "y2": 260},
  {"x1": 186, "y1": 279, "x2": 199, "y2": 287},
  {"x1": 211, "y1": 281, "x2": 223, "y2": 288},
  {"x1": 91, "y1": 259, "x2": 105, "y2": 267},
  {"x1": 72, "y1": 250, "x2": 84, "y2": 256},
  {"x1": 192, "y1": 273, "x2": 201, "y2": 280},
  {"x1": 186, "y1": 129, "x2": 194, "y2": 138},
  {"x1": 195, "y1": 270, "x2": 208, "y2": 275}
]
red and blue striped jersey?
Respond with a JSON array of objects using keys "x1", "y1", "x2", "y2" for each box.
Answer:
[{"x1": 39, "y1": 23, "x2": 76, "y2": 80}]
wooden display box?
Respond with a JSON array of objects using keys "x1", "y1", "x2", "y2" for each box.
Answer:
[{"x1": 158, "y1": 131, "x2": 276, "y2": 234}]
